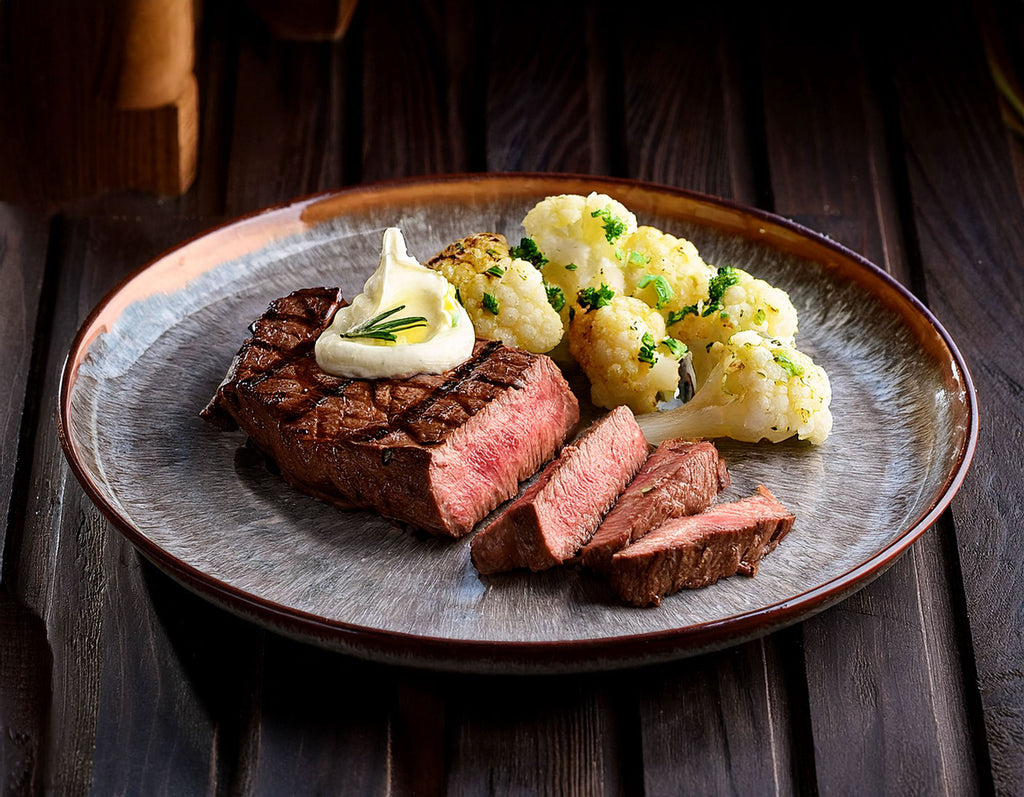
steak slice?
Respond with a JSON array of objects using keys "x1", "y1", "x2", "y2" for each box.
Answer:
[
  {"x1": 608, "y1": 486, "x2": 795, "y2": 606},
  {"x1": 201, "y1": 288, "x2": 580, "y2": 537},
  {"x1": 580, "y1": 439, "x2": 730, "y2": 575},
  {"x1": 470, "y1": 406, "x2": 650, "y2": 574}
]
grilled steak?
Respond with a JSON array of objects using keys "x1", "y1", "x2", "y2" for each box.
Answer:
[
  {"x1": 201, "y1": 288, "x2": 580, "y2": 537},
  {"x1": 580, "y1": 439, "x2": 729, "y2": 574},
  {"x1": 470, "y1": 406, "x2": 649, "y2": 574},
  {"x1": 609, "y1": 486, "x2": 795, "y2": 606}
]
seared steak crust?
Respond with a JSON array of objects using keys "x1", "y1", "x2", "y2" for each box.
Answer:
[
  {"x1": 202, "y1": 288, "x2": 580, "y2": 537},
  {"x1": 609, "y1": 486, "x2": 795, "y2": 606}
]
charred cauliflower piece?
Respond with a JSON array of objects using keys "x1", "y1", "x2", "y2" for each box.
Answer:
[{"x1": 427, "y1": 233, "x2": 563, "y2": 353}]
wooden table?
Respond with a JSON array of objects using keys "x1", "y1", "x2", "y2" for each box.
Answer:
[{"x1": 2, "y1": 0, "x2": 1022, "y2": 793}]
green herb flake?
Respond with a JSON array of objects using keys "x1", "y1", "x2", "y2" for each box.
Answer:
[
  {"x1": 701, "y1": 266, "x2": 740, "y2": 317},
  {"x1": 591, "y1": 206, "x2": 628, "y2": 244},
  {"x1": 638, "y1": 332, "x2": 658, "y2": 367},
  {"x1": 577, "y1": 283, "x2": 615, "y2": 312},
  {"x1": 667, "y1": 305, "x2": 698, "y2": 325},
  {"x1": 340, "y1": 304, "x2": 428, "y2": 343},
  {"x1": 661, "y1": 337, "x2": 689, "y2": 359},
  {"x1": 773, "y1": 351, "x2": 805, "y2": 378},
  {"x1": 482, "y1": 292, "x2": 500, "y2": 315},
  {"x1": 637, "y1": 273, "x2": 674, "y2": 308},
  {"x1": 628, "y1": 250, "x2": 651, "y2": 266},
  {"x1": 509, "y1": 237, "x2": 548, "y2": 269},
  {"x1": 754, "y1": 307, "x2": 766, "y2": 325},
  {"x1": 484, "y1": 264, "x2": 505, "y2": 278},
  {"x1": 565, "y1": 262, "x2": 578, "y2": 271},
  {"x1": 545, "y1": 283, "x2": 566, "y2": 312}
]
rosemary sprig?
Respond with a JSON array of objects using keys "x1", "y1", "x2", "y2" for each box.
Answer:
[{"x1": 339, "y1": 304, "x2": 428, "y2": 342}]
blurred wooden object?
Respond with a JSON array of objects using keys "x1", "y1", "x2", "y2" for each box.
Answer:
[
  {"x1": 246, "y1": 0, "x2": 359, "y2": 40},
  {"x1": 0, "y1": 0, "x2": 198, "y2": 204}
]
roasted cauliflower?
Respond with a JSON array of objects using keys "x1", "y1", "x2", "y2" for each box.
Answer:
[
  {"x1": 427, "y1": 233, "x2": 563, "y2": 353},
  {"x1": 521, "y1": 192, "x2": 636, "y2": 323},
  {"x1": 568, "y1": 291, "x2": 688, "y2": 414},
  {"x1": 636, "y1": 330, "x2": 833, "y2": 444}
]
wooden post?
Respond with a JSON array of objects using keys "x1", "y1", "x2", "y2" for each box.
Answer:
[{"x1": 0, "y1": 0, "x2": 198, "y2": 203}]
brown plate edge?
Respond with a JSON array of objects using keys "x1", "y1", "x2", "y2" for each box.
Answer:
[{"x1": 56, "y1": 172, "x2": 980, "y2": 674}]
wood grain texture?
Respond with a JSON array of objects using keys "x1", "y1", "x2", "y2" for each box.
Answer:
[
  {"x1": 485, "y1": 0, "x2": 603, "y2": 174},
  {"x1": 0, "y1": 204, "x2": 50, "y2": 797},
  {"x1": 10, "y1": 216, "x2": 261, "y2": 793},
  {"x1": 446, "y1": 674, "x2": 625, "y2": 795},
  {"x1": 758, "y1": 11, "x2": 981, "y2": 793},
  {"x1": 225, "y1": 9, "x2": 351, "y2": 214},
  {"x1": 887, "y1": 2, "x2": 1024, "y2": 789},
  {"x1": 360, "y1": 0, "x2": 476, "y2": 181},
  {"x1": 246, "y1": 640, "x2": 390, "y2": 795},
  {"x1": 621, "y1": 4, "x2": 757, "y2": 202}
]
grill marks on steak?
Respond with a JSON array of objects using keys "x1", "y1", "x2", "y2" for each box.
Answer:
[
  {"x1": 202, "y1": 288, "x2": 580, "y2": 537},
  {"x1": 580, "y1": 439, "x2": 730, "y2": 575},
  {"x1": 470, "y1": 406, "x2": 650, "y2": 574},
  {"x1": 608, "y1": 486, "x2": 795, "y2": 607}
]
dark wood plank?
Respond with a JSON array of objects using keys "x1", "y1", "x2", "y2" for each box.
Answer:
[
  {"x1": 245, "y1": 640, "x2": 389, "y2": 795},
  {"x1": 885, "y1": 2, "x2": 1024, "y2": 790},
  {"x1": 9, "y1": 215, "x2": 262, "y2": 794},
  {"x1": 0, "y1": 204, "x2": 50, "y2": 796},
  {"x1": 445, "y1": 673, "x2": 627, "y2": 795},
  {"x1": 0, "y1": 205, "x2": 48, "y2": 569},
  {"x1": 621, "y1": 4, "x2": 757, "y2": 201},
  {"x1": 485, "y1": 0, "x2": 605, "y2": 174},
  {"x1": 361, "y1": 0, "x2": 477, "y2": 182},
  {"x1": 224, "y1": 8, "x2": 351, "y2": 215},
  {"x1": 758, "y1": 11, "x2": 981, "y2": 793}
]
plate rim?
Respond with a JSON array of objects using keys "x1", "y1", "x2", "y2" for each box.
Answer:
[{"x1": 57, "y1": 172, "x2": 980, "y2": 673}]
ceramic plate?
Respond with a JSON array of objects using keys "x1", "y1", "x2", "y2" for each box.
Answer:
[{"x1": 59, "y1": 174, "x2": 977, "y2": 673}]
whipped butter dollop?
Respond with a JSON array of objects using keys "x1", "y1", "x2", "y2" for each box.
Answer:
[{"x1": 315, "y1": 227, "x2": 475, "y2": 379}]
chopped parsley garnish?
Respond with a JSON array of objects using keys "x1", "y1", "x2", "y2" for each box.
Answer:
[
  {"x1": 628, "y1": 250, "x2": 651, "y2": 266},
  {"x1": 661, "y1": 337, "x2": 689, "y2": 359},
  {"x1": 636, "y1": 273, "x2": 674, "y2": 308},
  {"x1": 667, "y1": 306, "x2": 698, "y2": 325},
  {"x1": 340, "y1": 304, "x2": 428, "y2": 342},
  {"x1": 591, "y1": 206, "x2": 628, "y2": 244},
  {"x1": 701, "y1": 266, "x2": 739, "y2": 317},
  {"x1": 509, "y1": 237, "x2": 548, "y2": 269},
  {"x1": 754, "y1": 307, "x2": 766, "y2": 325},
  {"x1": 484, "y1": 264, "x2": 505, "y2": 278},
  {"x1": 565, "y1": 262, "x2": 578, "y2": 271},
  {"x1": 482, "y1": 292, "x2": 500, "y2": 315},
  {"x1": 545, "y1": 284, "x2": 566, "y2": 312},
  {"x1": 773, "y1": 351, "x2": 805, "y2": 378},
  {"x1": 577, "y1": 283, "x2": 615, "y2": 311},
  {"x1": 638, "y1": 332, "x2": 658, "y2": 367}
]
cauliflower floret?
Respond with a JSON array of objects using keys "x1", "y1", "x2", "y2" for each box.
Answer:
[
  {"x1": 666, "y1": 265, "x2": 800, "y2": 381},
  {"x1": 568, "y1": 293, "x2": 686, "y2": 414},
  {"x1": 621, "y1": 226, "x2": 712, "y2": 311},
  {"x1": 636, "y1": 330, "x2": 833, "y2": 444},
  {"x1": 427, "y1": 233, "x2": 563, "y2": 353},
  {"x1": 521, "y1": 192, "x2": 634, "y2": 323}
]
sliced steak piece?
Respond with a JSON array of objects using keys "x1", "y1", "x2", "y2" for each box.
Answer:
[
  {"x1": 608, "y1": 486, "x2": 795, "y2": 607},
  {"x1": 470, "y1": 405, "x2": 649, "y2": 574},
  {"x1": 580, "y1": 439, "x2": 730, "y2": 574},
  {"x1": 201, "y1": 288, "x2": 580, "y2": 538}
]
